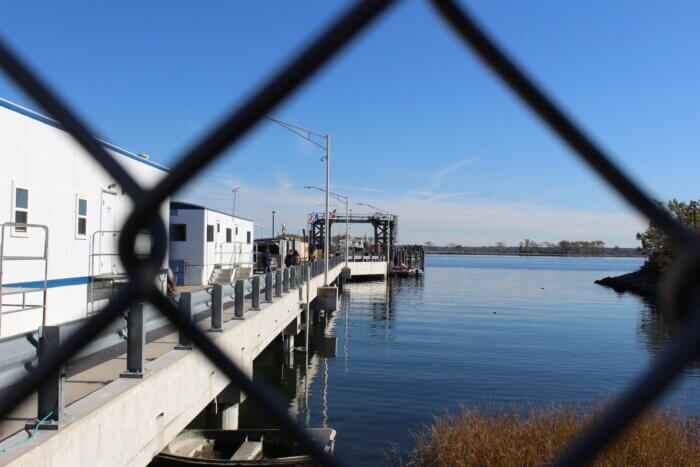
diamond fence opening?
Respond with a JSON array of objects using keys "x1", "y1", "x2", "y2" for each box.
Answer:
[{"x1": 0, "y1": 1, "x2": 698, "y2": 465}]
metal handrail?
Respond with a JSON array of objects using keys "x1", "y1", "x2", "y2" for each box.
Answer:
[{"x1": 0, "y1": 223, "x2": 49, "y2": 336}]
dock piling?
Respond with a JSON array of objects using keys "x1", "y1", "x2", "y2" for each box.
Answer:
[
  {"x1": 210, "y1": 284, "x2": 223, "y2": 332},
  {"x1": 121, "y1": 303, "x2": 146, "y2": 378},
  {"x1": 176, "y1": 292, "x2": 193, "y2": 349},
  {"x1": 275, "y1": 270, "x2": 282, "y2": 297},
  {"x1": 289, "y1": 267, "x2": 297, "y2": 290},
  {"x1": 251, "y1": 276, "x2": 260, "y2": 310},
  {"x1": 234, "y1": 280, "x2": 244, "y2": 319},
  {"x1": 264, "y1": 272, "x2": 273, "y2": 302},
  {"x1": 35, "y1": 325, "x2": 64, "y2": 428}
]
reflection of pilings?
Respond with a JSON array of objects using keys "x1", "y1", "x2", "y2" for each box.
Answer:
[
  {"x1": 290, "y1": 307, "x2": 339, "y2": 420},
  {"x1": 343, "y1": 291, "x2": 349, "y2": 375}
]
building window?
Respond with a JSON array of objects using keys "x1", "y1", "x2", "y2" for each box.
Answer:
[
  {"x1": 13, "y1": 185, "x2": 29, "y2": 235},
  {"x1": 217, "y1": 222, "x2": 220, "y2": 233},
  {"x1": 170, "y1": 224, "x2": 187, "y2": 241},
  {"x1": 76, "y1": 196, "x2": 87, "y2": 238},
  {"x1": 206, "y1": 225, "x2": 214, "y2": 242},
  {"x1": 226, "y1": 228, "x2": 232, "y2": 243},
  {"x1": 247, "y1": 231, "x2": 251, "y2": 244}
]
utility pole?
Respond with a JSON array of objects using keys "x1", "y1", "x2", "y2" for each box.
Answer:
[
  {"x1": 272, "y1": 210, "x2": 276, "y2": 238},
  {"x1": 231, "y1": 186, "x2": 240, "y2": 217},
  {"x1": 323, "y1": 135, "x2": 330, "y2": 286}
]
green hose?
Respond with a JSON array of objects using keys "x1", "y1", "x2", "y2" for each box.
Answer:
[{"x1": 0, "y1": 411, "x2": 54, "y2": 454}]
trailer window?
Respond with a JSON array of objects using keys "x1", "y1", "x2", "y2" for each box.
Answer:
[
  {"x1": 247, "y1": 231, "x2": 251, "y2": 244},
  {"x1": 226, "y1": 228, "x2": 232, "y2": 243},
  {"x1": 170, "y1": 224, "x2": 187, "y2": 241},
  {"x1": 206, "y1": 225, "x2": 214, "y2": 242},
  {"x1": 13, "y1": 186, "x2": 29, "y2": 234},
  {"x1": 76, "y1": 196, "x2": 87, "y2": 238}
]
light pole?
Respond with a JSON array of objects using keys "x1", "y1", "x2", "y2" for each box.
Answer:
[
  {"x1": 231, "y1": 186, "x2": 240, "y2": 217},
  {"x1": 267, "y1": 117, "x2": 331, "y2": 286},
  {"x1": 271, "y1": 210, "x2": 276, "y2": 238},
  {"x1": 306, "y1": 186, "x2": 349, "y2": 268},
  {"x1": 357, "y1": 202, "x2": 392, "y2": 262}
]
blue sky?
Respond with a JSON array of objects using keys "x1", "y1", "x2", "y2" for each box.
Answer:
[{"x1": 2, "y1": 1, "x2": 699, "y2": 246}]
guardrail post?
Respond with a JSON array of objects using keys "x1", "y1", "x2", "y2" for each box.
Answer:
[
  {"x1": 283, "y1": 268, "x2": 290, "y2": 293},
  {"x1": 210, "y1": 284, "x2": 223, "y2": 332},
  {"x1": 275, "y1": 270, "x2": 282, "y2": 297},
  {"x1": 289, "y1": 267, "x2": 297, "y2": 290},
  {"x1": 251, "y1": 276, "x2": 260, "y2": 310},
  {"x1": 33, "y1": 325, "x2": 64, "y2": 428},
  {"x1": 265, "y1": 272, "x2": 273, "y2": 302},
  {"x1": 176, "y1": 292, "x2": 193, "y2": 349},
  {"x1": 234, "y1": 279, "x2": 244, "y2": 319},
  {"x1": 121, "y1": 303, "x2": 145, "y2": 378}
]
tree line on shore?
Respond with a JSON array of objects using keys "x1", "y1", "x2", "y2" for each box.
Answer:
[{"x1": 423, "y1": 240, "x2": 642, "y2": 257}]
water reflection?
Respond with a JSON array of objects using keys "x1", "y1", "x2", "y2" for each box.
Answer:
[
  {"x1": 238, "y1": 257, "x2": 700, "y2": 465},
  {"x1": 240, "y1": 276, "x2": 426, "y2": 431},
  {"x1": 636, "y1": 299, "x2": 700, "y2": 373},
  {"x1": 240, "y1": 301, "x2": 340, "y2": 430}
]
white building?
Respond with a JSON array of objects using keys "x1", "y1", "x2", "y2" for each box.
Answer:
[
  {"x1": 0, "y1": 97, "x2": 169, "y2": 338},
  {"x1": 169, "y1": 202, "x2": 255, "y2": 285}
]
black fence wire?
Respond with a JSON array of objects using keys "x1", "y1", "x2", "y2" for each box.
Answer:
[{"x1": 0, "y1": 1, "x2": 698, "y2": 465}]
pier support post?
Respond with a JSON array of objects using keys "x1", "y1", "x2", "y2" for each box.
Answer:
[
  {"x1": 282, "y1": 332, "x2": 295, "y2": 353},
  {"x1": 251, "y1": 276, "x2": 260, "y2": 310},
  {"x1": 316, "y1": 286, "x2": 338, "y2": 312},
  {"x1": 283, "y1": 268, "x2": 290, "y2": 293},
  {"x1": 205, "y1": 384, "x2": 242, "y2": 430},
  {"x1": 209, "y1": 284, "x2": 223, "y2": 332},
  {"x1": 275, "y1": 270, "x2": 282, "y2": 297},
  {"x1": 234, "y1": 280, "x2": 244, "y2": 319},
  {"x1": 120, "y1": 303, "x2": 145, "y2": 378},
  {"x1": 33, "y1": 325, "x2": 64, "y2": 429},
  {"x1": 265, "y1": 272, "x2": 273, "y2": 303},
  {"x1": 176, "y1": 292, "x2": 193, "y2": 349}
]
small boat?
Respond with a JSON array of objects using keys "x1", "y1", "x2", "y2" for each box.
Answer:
[
  {"x1": 390, "y1": 264, "x2": 423, "y2": 277},
  {"x1": 151, "y1": 428, "x2": 336, "y2": 466}
]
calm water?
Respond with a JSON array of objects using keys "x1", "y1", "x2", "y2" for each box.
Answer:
[{"x1": 241, "y1": 255, "x2": 700, "y2": 465}]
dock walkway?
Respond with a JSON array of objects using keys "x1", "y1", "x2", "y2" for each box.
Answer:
[{"x1": 1, "y1": 260, "x2": 386, "y2": 466}]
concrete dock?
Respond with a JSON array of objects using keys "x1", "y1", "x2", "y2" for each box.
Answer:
[{"x1": 0, "y1": 260, "x2": 386, "y2": 466}]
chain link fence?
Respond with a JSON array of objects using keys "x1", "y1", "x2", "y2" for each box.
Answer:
[{"x1": 0, "y1": 1, "x2": 698, "y2": 465}]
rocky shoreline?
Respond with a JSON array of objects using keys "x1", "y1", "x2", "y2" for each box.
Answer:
[{"x1": 595, "y1": 267, "x2": 659, "y2": 300}]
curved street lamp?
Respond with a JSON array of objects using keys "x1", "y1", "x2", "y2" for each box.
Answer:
[{"x1": 267, "y1": 117, "x2": 331, "y2": 285}]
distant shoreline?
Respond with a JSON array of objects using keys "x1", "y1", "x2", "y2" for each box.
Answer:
[{"x1": 425, "y1": 251, "x2": 644, "y2": 259}]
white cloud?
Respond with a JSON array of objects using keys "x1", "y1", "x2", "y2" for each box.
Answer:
[
  {"x1": 178, "y1": 177, "x2": 646, "y2": 247},
  {"x1": 426, "y1": 156, "x2": 480, "y2": 191}
]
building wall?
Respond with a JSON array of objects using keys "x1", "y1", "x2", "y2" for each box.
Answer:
[
  {"x1": 0, "y1": 100, "x2": 169, "y2": 338},
  {"x1": 168, "y1": 208, "x2": 205, "y2": 286},
  {"x1": 169, "y1": 207, "x2": 255, "y2": 285}
]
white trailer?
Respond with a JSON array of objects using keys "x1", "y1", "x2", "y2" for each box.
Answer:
[
  {"x1": 0, "y1": 97, "x2": 169, "y2": 338},
  {"x1": 169, "y1": 202, "x2": 255, "y2": 286}
]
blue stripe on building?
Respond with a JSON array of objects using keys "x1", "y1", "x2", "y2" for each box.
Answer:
[{"x1": 2, "y1": 269, "x2": 168, "y2": 290}]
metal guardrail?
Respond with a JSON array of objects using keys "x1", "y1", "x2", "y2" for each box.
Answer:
[
  {"x1": 0, "y1": 259, "x2": 337, "y2": 393},
  {"x1": 0, "y1": 1, "x2": 694, "y2": 464}
]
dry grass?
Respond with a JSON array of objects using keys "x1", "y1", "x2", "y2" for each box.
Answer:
[{"x1": 407, "y1": 404, "x2": 700, "y2": 466}]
